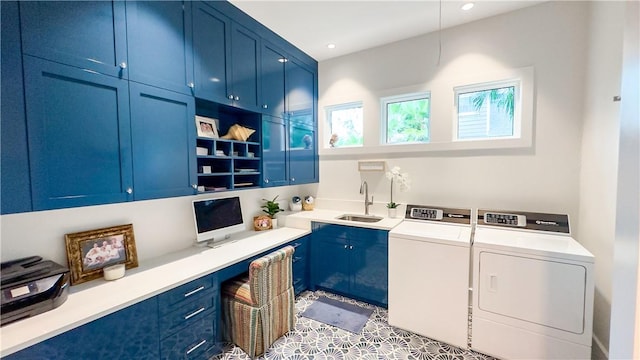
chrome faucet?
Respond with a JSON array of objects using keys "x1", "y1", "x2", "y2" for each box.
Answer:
[{"x1": 359, "y1": 181, "x2": 374, "y2": 215}]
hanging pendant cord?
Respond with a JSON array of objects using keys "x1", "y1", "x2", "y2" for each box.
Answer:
[{"x1": 437, "y1": 0, "x2": 442, "y2": 66}]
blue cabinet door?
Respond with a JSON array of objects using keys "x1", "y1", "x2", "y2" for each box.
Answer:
[
  {"x1": 261, "y1": 42, "x2": 286, "y2": 118},
  {"x1": 19, "y1": 1, "x2": 128, "y2": 78},
  {"x1": 192, "y1": 1, "x2": 231, "y2": 105},
  {"x1": 288, "y1": 121, "x2": 318, "y2": 185},
  {"x1": 5, "y1": 297, "x2": 159, "y2": 360},
  {"x1": 23, "y1": 56, "x2": 133, "y2": 210},
  {"x1": 286, "y1": 58, "x2": 318, "y2": 184},
  {"x1": 1, "y1": 1, "x2": 31, "y2": 214},
  {"x1": 126, "y1": 1, "x2": 194, "y2": 95},
  {"x1": 261, "y1": 115, "x2": 288, "y2": 187},
  {"x1": 129, "y1": 83, "x2": 197, "y2": 200},
  {"x1": 350, "y1": 229, "x2": 389, "y2": 306},
  {"x1": 229, "y1": 23, "x2": 261, "y2": 112},
  {"x1": 311, "y1": 224, "x2": 350, "y2": 295}
]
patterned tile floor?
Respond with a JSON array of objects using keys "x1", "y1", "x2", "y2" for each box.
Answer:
[{"x1": 211, "y1": 290, "x2": 496, "y2": 360}]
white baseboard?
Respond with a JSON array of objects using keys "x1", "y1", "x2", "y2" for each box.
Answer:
[{"x1": 593, "y1": 335, "x2": 609, "y2": 359}]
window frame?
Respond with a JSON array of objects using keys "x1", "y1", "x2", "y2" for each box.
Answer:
[
  {"x1": 324, "y1": 101, "x2": 364, "y2": 149},
  {"x1": 453, "y1": 78, "x2": 522, "y2": 142},
  {"x1": 380, "y1": 91, "x2": 431, "y2": 145}
]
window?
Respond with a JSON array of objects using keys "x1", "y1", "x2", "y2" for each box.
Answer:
[
  {"x1": 455, "y1": 80, "x2": 520, "y2": 140},
  {"x1": 381, "y1": 92, "x2": 430, "y2": 144},
  {"x1": 325, "y1": 102, "x2": 363, "y2": 148}
]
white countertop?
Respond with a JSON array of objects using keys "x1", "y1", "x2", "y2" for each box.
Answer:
[
  {"x1": 0, "y1": 227, "x2": 310, "y2": 357},
  {"x1": 284, "y1": 208, "x2": 404, "y2": 231}
]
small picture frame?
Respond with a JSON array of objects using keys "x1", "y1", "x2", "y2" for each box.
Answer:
[
  {"x1": 64, "y1": 224, "x2": 139, "y2": 285},
  {"x1": 253, "y1": 215, "x2": 272, "y2": 231},
  {"x1": 195, "y1": 115, "x2": 219, "y2": 139}
]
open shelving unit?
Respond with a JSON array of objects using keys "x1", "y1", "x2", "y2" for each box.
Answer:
[{"x1": 195, "y1": 99, "x2": 262, "y2": 193}]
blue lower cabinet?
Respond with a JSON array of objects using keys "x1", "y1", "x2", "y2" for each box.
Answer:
[
  {"x1": 291, "y1": 236, "x2": 310, "y2": 295},
  {"x1": 160, "y1": 312, "x2": 217, "y2": 360},
  {"x1": 5, "y1": 297, "x2": 159, "y2": 360},
  {"x1": 311, "y1": 223, "x2": 389, "y2": 306}
]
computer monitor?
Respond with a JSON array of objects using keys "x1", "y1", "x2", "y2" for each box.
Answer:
[{"x1": 192, "y1": 196, "x2": 245, "y2": 244}]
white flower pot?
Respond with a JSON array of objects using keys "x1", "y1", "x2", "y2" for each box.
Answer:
[
  {"x1": 272, "y1": 218, "x2": 278, "y2": 229},
  {"x1": 388, "y1": 208, "x2": 398, "y2": 218}
]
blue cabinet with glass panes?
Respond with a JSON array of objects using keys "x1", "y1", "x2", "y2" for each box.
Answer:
[{"x1": 261, "y1": 52, "x2": 318, "y2": 187}]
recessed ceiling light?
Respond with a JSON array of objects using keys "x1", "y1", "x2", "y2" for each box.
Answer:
[
  {"x1": 461, "y1": 2, "x2": 474, "y2": 11},
  {"x1": 327, "y1": 43, "x2": 336, "y2": 49}
]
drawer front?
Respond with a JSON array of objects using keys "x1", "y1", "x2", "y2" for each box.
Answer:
[
  {"x1": 312, "y1": 222, "x2": 353, "y2": 240},
  {"x1": 161, "y1": 312, "x2": 216, "y2": 360},
  {"x1": 159, "y1": 273, "x2": 217, "y2": 314},
  {"x1": 160, "y1": 290, "x2": 216, "y2": 338}
]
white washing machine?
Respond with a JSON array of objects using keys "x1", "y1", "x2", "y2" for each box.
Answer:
[
  {"x1": 388, "y1": 205, "x2": 472, "y2": 349},
  {"x1": 471, "y1": 209, "x2": 595, "y2": 359}
]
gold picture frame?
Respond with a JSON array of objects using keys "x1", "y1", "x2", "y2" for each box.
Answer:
[
  {"x1": 195, "y1": 115, "x2": 219, "y2": 139},
  {"x1": 253, "y1": 215, "x2": 272, "y2": 231},
  {"x1": 64, "y1": 224, "x2": 138, "y2": 285}
]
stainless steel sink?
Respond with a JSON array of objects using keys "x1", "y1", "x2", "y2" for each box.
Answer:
[{"x1": 336, "y1": 214, "x2": 383, "y2": 223}]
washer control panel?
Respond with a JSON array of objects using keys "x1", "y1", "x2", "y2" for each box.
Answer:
[
  {"x1": 484, "y1": 212, "x2": 527, "y2": 227},
  {"x1": 410, "y1": 207, "x2": 443, "y2": 220},
  {"x1": 405, "y1": 205, "x2": 471, "y2": 225}
]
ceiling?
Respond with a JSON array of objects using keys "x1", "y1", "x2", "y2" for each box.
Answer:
[{"x1": 229, "y1": 1, "x2": 546, "y2": 62}]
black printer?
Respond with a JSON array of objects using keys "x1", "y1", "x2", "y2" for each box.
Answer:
[{"x1": 1, "y1": 256, "x2": 70, "y2": 326}]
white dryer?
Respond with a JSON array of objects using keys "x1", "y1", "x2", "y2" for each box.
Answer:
[
  {"x1": 388, "y1": 205, "x2": 472, "y2": 349},
  {"x1": 471, "y1": 210, "x2": 595, "y2": 359}
]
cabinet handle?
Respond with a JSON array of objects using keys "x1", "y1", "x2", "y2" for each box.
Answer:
[
  {"x1": 191, "y1": 184, "x2": 198, "y2": 189},
  {"x1": 344, "y1": 245, "x2": 348, "y2": 249},
  {"x1": 186, "y1": 339, "x2": 207, "y2": 355},
  {"x1": 126, "y1": 187, "x2": 133, "y2": 194},
  {"x1": 262, "y1": 104, "x2": 268, "y2": 109},
  {"x1": 228, "y1": 94, "x2": 234, "y2": 100},
  {"x1": 184, "y1": 307, "x2": 206, "y2": 320},
  {"x1": 119, "y1": 62, "x2": 127, "y2": 69},
  {"x1": 349, "y1": 245, "x2": 353, "y2": 250},
  {"x1": 292, "y1": 242, "x2": 302, "y2": 248},
  {"x1": 188, "y1": 82, "x2": 195, "y2": 88},
  {"x1": 291, "y1": 177, "x2": 296, "y2": 182},
  {"x1": 184, "y1": 286, "x2": 205, "y2": 298},
  {"x1": 264, "y1": 179, "x2": 269, "y2": 184},
  {"x1": 234, "y1": 96, "x2": 240, "y2": 101},
  {"x1": 293, "y1": 256, "x2": 303, "y2": 263}
]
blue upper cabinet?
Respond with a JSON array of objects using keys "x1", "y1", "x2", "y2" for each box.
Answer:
[
  {"x1": 129, "y1": 83, "x2": 197, "y2": 200},
  {"x1": 286, "y1": 58, "x2": 319, "y2": 184},
  {"x1": 23, "y1": 56, "x2": 133, "y2": 211},
  {"x1": 192, "y1": 2, "x2": 260, "y2": 112},
  {"x1": 126, "y1": 1, "x2": 194, "y2": 95},
  {"x1": 1, "y1": 1, "x2": 31, "y2": 214},
  {"x1": 262, "y1": 115, "x2": 289, "y2": 187},
  {"x1": 192, "y1": 2, "x2": 231, "y2": 105},
  {"x1": 229, "y1": 23, "x2": 261, "y2": 112},
  {"x1": 19, "y1": 1, "x2": 128, "y2": 79},
  {"x1": 260, "y1": 42, "x2": 287, "y2": 118}
]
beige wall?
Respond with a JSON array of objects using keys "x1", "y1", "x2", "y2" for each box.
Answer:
[
  {"x1": 578, "y1": 2, "x2": 625, "y2": 358},
  {"x1": 318, "y1": 2, "x2": 588, "y2": 224}
]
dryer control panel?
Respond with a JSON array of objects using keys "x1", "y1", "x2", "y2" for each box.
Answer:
[{"x1": 477, "y1": 209, "x2": 571, "y2": 234}]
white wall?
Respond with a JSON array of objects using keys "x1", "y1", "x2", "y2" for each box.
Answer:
[
  {"x1": 609, "y1": 1, "x2": 640, "y2": 358},
  {"x1": 578, "y1": 2, "x2": 625, "y2": 358},
  {"x1": 318, "y1": 2, "x2": 588, "y2": 224},
  {"x1": 0, "y1": 184, "x2": 318, "y2": 266}
]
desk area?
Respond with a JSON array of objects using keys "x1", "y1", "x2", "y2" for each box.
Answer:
[{"x1": 0, "y1": 227, "x2": 310, "y2": 358}]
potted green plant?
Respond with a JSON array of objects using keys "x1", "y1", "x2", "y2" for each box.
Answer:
[{"x1": 261, "y1": 196, "x2": 282, "y2": 228}]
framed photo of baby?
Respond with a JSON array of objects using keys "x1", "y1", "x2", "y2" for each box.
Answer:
[{"x1": 65, "y1": 224, "x2": 139, "y2": 285}]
